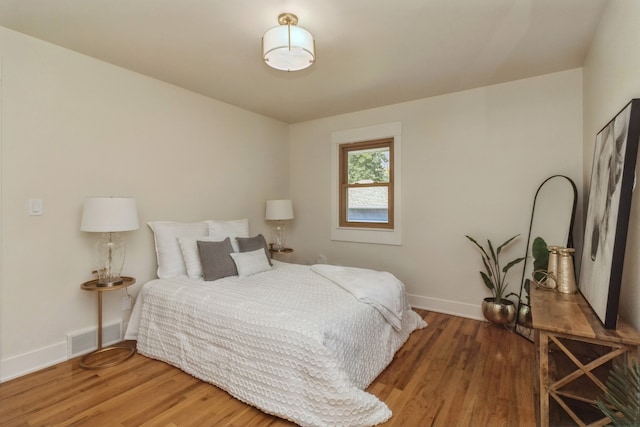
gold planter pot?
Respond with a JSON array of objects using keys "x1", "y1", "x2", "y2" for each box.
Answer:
[
  {"x1": 482, "y1": 298, "x2": 516, "y2": 325},
  {"x1": 517, "y1": 303, "x2": 533, "y2": 329}
]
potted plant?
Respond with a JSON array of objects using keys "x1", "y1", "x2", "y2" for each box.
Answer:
[
  {"x1": 466, "y1": 234, "x2": 525, "y2": 325},
  {"x1": 596, "y1": 361, "x2": 640, "y2": 425}
]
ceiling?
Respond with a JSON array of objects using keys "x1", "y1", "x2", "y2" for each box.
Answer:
[{"x1": 0, "y1": 0, "x2": 609, "y2": 123}]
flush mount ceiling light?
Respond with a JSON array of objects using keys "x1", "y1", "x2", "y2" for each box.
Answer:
[{"x1": 262, "y1": 13, "x2": 315, "y2": 72}]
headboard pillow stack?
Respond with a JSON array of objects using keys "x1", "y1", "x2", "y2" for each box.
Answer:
[
  {"x1": 207, "y1": 219, "x2": 249, "y2": 252},
  {"x1": 175, "y1": 219, "x2": 250, "y2": 278},
  {"x1": 149, "y1": 219, "x2": 272, "y2": 281}
]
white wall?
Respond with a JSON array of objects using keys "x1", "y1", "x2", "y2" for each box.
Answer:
[
  {"x1": 288, "y1": 70, "x2": 583, "y2": 318},
  {"x1": 0, "y1": 18, "x2": 597, "y2": 382},
  {"x1": 583, "y1": 1, "x2": 640, "y2": 330},
  {"x1": 0, "y1": 26, "x2": 289, "y2": 380}
]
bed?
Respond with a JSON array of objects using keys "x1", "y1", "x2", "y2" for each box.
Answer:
[{"x1": 125, "y1": 220, "x2": 426, "y2": 427}]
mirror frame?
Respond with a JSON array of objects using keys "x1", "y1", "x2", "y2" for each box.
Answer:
[{"x1": 515, "y1": 175, "x2": 577, "y2": 341}]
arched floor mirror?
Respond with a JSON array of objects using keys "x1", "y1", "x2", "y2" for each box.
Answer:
[{"x1": 516, "y1": 175, "x2": 577, "y2": 341}]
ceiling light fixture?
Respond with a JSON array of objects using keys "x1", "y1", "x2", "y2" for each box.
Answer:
[{"x1": 262, "y1": 13, "x2": 315, "y2": 72}]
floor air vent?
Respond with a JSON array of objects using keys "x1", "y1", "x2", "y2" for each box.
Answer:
[{"x1": 67, "y1": 322, "x2": 122, "y2": 358}]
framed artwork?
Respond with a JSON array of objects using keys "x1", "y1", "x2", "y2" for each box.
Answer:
[{"x1": 580, "y1": 99, "x2": 640, "y2": 329}]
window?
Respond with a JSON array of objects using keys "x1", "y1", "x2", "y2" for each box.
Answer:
[
  {"x1": 331, "y1": 122, "x2": 401, "y2": 245},
  {"x1": 339, "y1": 138, "x2": 394, "y2": 229}
]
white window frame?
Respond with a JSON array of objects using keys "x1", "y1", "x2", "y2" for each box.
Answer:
[{"x1": 331, "y1": 122, "x2": 402, "y2": 245}]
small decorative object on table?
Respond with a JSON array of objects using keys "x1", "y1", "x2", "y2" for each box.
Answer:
[
  {"x1": 532, "y1": 244, "x2": 577, "y2": 295},
  {"x1": 555, "y1": 247, "x2": 577, "y2": 294}
]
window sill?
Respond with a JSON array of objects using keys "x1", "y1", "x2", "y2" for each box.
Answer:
[{"x1": 331, "y1": 226, "x2": 401, "y2": 246}]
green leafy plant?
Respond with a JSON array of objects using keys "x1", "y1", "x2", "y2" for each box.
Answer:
[
  {"x1": 348, "y1": 149, "x2": 389, "y2": 183},
  {"x1": 523, "y1": 236, "x2": 549, "y2": 305},
  {"x1": 465, "y1": 234, "x2": 525, "y2": 303},
  {"x1": 596, "y1": 361, "x2": 640, "y2": 426},
  {"x1": 530, "y1": 237, "x2": 550, "y2": 283}
]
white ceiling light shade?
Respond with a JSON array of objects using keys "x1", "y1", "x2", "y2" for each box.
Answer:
[{"x1": 263, "y1": 13, "x2": 315, "y2": 72}]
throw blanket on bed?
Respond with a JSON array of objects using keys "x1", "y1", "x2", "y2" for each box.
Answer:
[
  {"x1": 311, "y1": 264, "x2": 405, "y2": 331},
  {"x1": 127, "y1": 261, "x2": 426, "y2": 427}
]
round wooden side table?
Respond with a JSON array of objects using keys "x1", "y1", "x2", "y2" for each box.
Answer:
[
  {"x1": 268, "y1": 244, "x2": 294, "y2": 259},
  {"x1": 80, "y1": 276, "x2": 136, "y2": 369}
]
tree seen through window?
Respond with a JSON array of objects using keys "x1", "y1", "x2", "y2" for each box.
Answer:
[{"x1": 348, "y1": 149, "x2": 390, "y2": 184}]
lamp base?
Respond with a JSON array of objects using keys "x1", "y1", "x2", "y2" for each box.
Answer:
[
  {"x1": 94, "y1": 233, "x2": 126, "y2": 287},
  {"x1": 271, "y1": 222, "x2": 287, "y2": 251}
]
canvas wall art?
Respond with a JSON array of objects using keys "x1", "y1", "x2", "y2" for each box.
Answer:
[{"x1": 580, "y1": 99, "x2": 640, "y2": 329}]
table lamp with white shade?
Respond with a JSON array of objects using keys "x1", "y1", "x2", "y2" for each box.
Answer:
[
  {"x1": 265, "y1": 199, "x2": 294, "y2": 251},
  {"x1": 81, "y1": 197, "x2": 139, "y2": 286}
]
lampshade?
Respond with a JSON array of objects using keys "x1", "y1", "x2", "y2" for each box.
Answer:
[
  {"x1": 81, "y1": 197, "x2": 139, "y2": 232},
  {"x1": 263, "y1": 13, "x2": 315, "y2": 72},
  {"x1": 265, "y1": 199, "x2": 294, "y2": 221}
]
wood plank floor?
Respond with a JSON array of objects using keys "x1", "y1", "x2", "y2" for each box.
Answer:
[{"x1": 0, "y1": 310, "x2": 536, "y2": 426}]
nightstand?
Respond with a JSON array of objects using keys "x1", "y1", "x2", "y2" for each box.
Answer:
[{"x1": 80, "y1": 276, "x2": 136, "y2": 369}]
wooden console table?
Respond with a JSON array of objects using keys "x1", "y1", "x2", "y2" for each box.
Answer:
[{"x1": 531, "y1": 286, "x2": 640, "y2": 427}]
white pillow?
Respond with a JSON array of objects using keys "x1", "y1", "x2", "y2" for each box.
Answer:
[
  {"x1": 230, "y1": 249, "x2": 272, "y2": 277},
  {"x1": 148, "y1": 221, "x2": 208, "y2": 279},
  {"x1": 178, "y1": 235, "x2": 226, "y2": 279},
  {"x1": 206, "y1": 219, "x2": 249, "y2": 252}
]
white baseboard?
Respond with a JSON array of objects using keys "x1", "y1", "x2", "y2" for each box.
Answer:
[
  {"x1": 1, "y1": 341, "x2": 67, "y2": 383},
  {"x1": 408, "y1": 293, "x2": 484, "y2": 321},
  {"x1": 1, "y1": 323, "x2": 123, "y2": 383}
]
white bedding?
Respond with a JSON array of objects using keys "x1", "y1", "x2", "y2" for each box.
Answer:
[
  {"x1": 311, "y1": 264, "x2": 405, "y2": 331},
  {"x1": 126, "y1": 261, "x2": 426, "y2": 427}
]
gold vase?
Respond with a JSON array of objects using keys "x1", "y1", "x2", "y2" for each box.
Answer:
[
  {"x1": 556, "y1": 248, "x2": 577, "y2": 294},
  {"x1": 546, "y1": 246, "x2": 561, "y2": 289},
  {"x1": 482, "y1": 298, "x2": 516, "y2": 325}
]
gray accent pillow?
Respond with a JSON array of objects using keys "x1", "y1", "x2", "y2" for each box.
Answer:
[
  {"x1": 197, "y1": 238, "x2": 238, "y2": 281},
  {"x1": 236, "y1": 234, "x2": 272, "y2": 266}
]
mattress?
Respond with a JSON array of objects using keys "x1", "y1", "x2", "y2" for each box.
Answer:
[{"x1": 126, "y1": 261, "x2": 426, "y2": 427}]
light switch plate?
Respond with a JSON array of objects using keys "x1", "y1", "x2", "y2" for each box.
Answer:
[{"x1": 28, "y1": 198, "x2": 43, "y2": 216}]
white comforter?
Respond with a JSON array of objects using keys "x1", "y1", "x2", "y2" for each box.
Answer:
[
  {"x1": 311, "y1": 264, "x2": 405, "y2": 331},
  {"x1": 126, "y1": 261, "x2": 426, "y2": 427}
]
